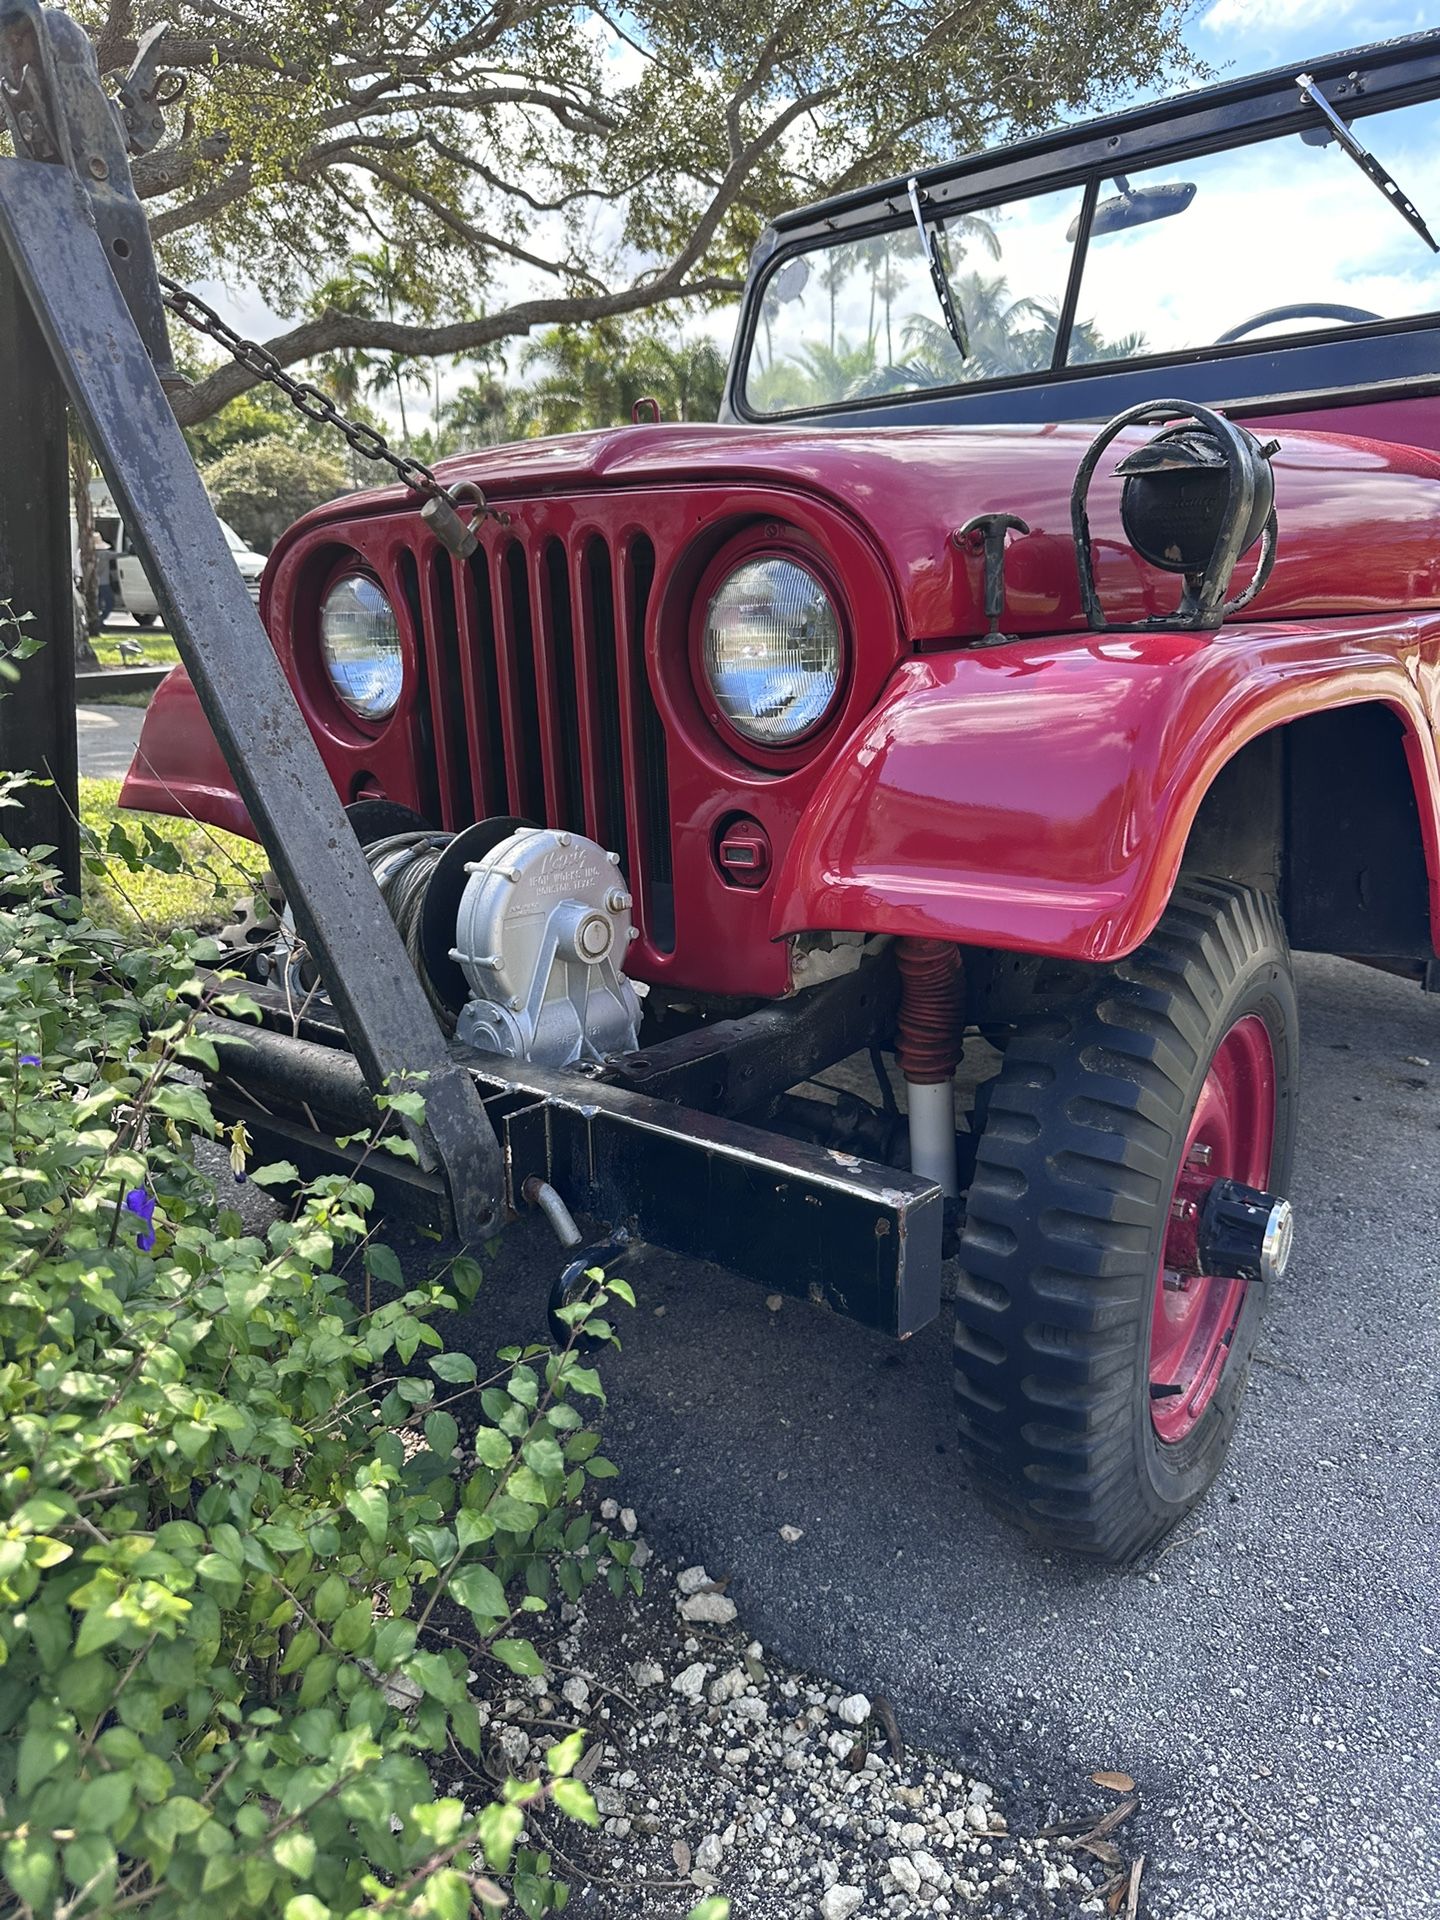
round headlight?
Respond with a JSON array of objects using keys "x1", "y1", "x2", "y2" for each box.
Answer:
[
  {"x1": 320, "y1": 574, "x2": 403, "y2": 721},
  {"x1": 702, "y1": 557, "x2": 842, "y2": 746}
]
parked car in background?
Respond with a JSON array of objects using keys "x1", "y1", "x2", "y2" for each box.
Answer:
[{"x1": 80, "y1": 479, "x2": 265, "y2": 625}]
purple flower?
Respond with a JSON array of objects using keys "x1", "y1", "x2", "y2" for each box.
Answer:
[
  {"x1": 124, "y1": 1186, "x2": 157, "y2": 1253},
  {"x1": 19, "y1": 1054, "x2": 40, "y2": 1068}
]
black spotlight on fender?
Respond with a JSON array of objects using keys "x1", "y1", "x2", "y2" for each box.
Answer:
[{"x1": 1071, "y1": 398, "x2": 1279, "y2": 631}]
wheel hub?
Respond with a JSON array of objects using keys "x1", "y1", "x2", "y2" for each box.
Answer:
[{"x1": 1149, "y1": 1013, "x2": 1287, "y2": 1444}]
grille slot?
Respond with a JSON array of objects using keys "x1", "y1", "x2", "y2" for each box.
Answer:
[
  {"x1": 409, "y1": 519, "x2": 674, "y2": 954},
  {"x1": 627, "y1": 536, "x2": 674, "y2": 952},
  {"x1": 461, "y1": 548, "x2": 509, "y2": 817},
  {"x1": 582, "y1": 537, "x2": 628, "y2": 871},
  {"x1": 423, "y1": 552, "x2": 474, "y2": 830},
  {"x1": 542, "y1": 538, "x2": 585, "y2": 835},
  {"x1": 498, "y1": 542, "x2": 546, "y2": 823}
]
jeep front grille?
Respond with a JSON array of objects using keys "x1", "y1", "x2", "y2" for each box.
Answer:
[{"x1": 403, "y1": 521, "x2": 675, "y2": 953}]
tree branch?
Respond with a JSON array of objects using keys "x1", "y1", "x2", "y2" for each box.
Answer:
[{"x1": 168, "y1": 273, "x2": 743, "y2": 424}]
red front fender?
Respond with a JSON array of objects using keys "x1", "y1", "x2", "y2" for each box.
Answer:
[
  {"x1": 119, "y1": 666, "x2": 256, "y2": 840},
  {"x1": 770, "y1": 617, "x2": 1440, "y2": 964}
]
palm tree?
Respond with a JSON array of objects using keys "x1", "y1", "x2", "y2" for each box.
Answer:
[
  {"x1": 347, "y1": 245, "x2": 435, "y2": 446},
  {"x1": 305, "y1": 271, "x2": 378, "y2": 408},
  {"x1": 365, "y1": 352, "x2": 425, "y2": 444}
]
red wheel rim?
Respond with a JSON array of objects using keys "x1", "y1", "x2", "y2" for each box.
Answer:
[{"x1": 1150, "y1": 1013, "x2": 1276, "y2": 1444}]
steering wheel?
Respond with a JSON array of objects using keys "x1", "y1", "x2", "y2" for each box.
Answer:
[{"x1": 1214, "y1": 302, "x2": 1383, "y2": 345}]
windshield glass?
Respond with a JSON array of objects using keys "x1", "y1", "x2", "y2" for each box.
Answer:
[
  {"x1": 745, "y1": 185, "x2": 1086, "y2": 411},
  {"x1": 741, "y1": 94, "x2": 1440, "y2": 414},
  {"x1": 218, "y1": 518, "x2": 249, "y2": 553},
  {"x1": 1073, "y1": 97, "x2": 1440, "y2": 361}
]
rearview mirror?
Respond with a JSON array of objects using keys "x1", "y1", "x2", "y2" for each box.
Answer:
[{"x1": 1067, "y1": 177, "x2": 1197, "y2": 242}]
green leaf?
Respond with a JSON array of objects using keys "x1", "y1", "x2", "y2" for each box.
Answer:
[
  {"x1": 507, "y1": 1366, "x2": 540, "y2": 1408},
  {"x1": 450, "y1": 1255, "x2": 484, "y2": 1302},
  {"x1": 424, "y1": 1411, "x2": 459, "y2": 1458},
  {"x1": 18, "y1": 1718, "x2": 72, "y2": 1795},
  {"x1": 296, "y1": 1654, "x2": 339, "y2": 1709},
  {"x1": 550, "y1": 1778, "x2": 599, "y2": 1827},
  {"x1": 344, "y1": 1485, "x2": 389, "y2": 1544},
  {"x1": 3, "y1": 1834, "x2": 56, "y2": 1909},
  {"x1": 490, "y1": 1638, "x2": 545, "y2": 1678},
  {"x1": 366, "y1": 1243, "x2": 404, "y2": 1289},
  {"x1": 74, "y1": 1604, "x2": 127, "y2": 1658},
  {"x1": 429, "y1": 1351, "x2": 478, "y2": 1384},
  {"x1": 522, "y1": 1434, "x2": 565, "y2": 1479},
  {"x1": 273, "y1": 1830, "x2": 317, "y2": 1877},
  {"x1": 283, "y1": 1899, "x2": 332, "y2": 1920},
  {"x1": 448, "y1": 1564, "x2": 507, "y2": 1621},
  {"x1": 455, "y1": 1509, "x2": 496, "y2": 1550},
  {"x1": 249, "y1": 1158, "x2": 301, "y2": 1187},
  {"x1": 312, "y1": 1573, "x2": 350, "y2": 1622},
  {"x1": 151, "y1": 1082, "x2": 216, "y2": 1130},
  {"x1": 473, "y1": 1427, "x2": 512, "y2": 1469},
  {"x1": 687, "y1": 1901, "x2": 732, "y2": 1920},
  {"x1": 603, "y1": 1276, "x2": 636, "y2": 1308},
  {"x1": 585, "y1": 1457, "x2": 620, "y2": 1480},
  {"x1": 76, "y1": 1768, "x2": 134, "y2": 1831},
  {"x1": 546, "y1": 1730, "x2": 585, "y2": 1777},
  {"x1": 420, "y1": 1866, "x2": 471, "y2": 1920},
  {"x1": 373, "y1": 1617, "x2": 416, "y2": 1669},
  {"x1": 148, "y1": 1797, "x2": 210, "y2": 1843},
  {"x1": 475, "y1": 1801, "x2": 524, "y2": 1870}
]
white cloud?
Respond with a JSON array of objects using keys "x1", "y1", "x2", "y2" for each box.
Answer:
[{"x1": 1201, "y1": 0, "x2": 1361, "y2": 28}]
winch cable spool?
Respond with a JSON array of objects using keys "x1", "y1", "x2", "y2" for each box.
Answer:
[
  {"x1": 361, "y1": 832, "x2": 457, "y2": 1030},
  {"x1": 267, "y1": 807, "x2": 538, "y2": 1030}
]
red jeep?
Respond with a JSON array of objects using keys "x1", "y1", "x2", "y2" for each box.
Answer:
[{"x1": 124, "y1": 33, "x2": 1440, "y2": 1560}]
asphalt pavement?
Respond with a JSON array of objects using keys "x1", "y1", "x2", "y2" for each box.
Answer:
[
  {"x1": 75, "y1": 702, "x2": 145, "y2": 779},
  {"x1": 434, "y1": 951, "x2": 1439, "y2": 1920}
]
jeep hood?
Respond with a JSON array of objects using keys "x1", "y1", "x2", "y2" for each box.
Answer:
[{"x1": 282, "y1": 420, "x2": 1440, "y2": 640}]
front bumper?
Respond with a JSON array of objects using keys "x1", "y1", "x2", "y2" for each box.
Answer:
[{"x1": 206, "y1": 982, "x2": 944, "y2": 1339}]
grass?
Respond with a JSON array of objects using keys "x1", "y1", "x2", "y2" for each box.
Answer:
[
  {"x1": 88, "y1": 629, "x2": 181, "y2": 669},
  {"x1": 79, "y1": 776, "x2": 266, "y2": 936}
]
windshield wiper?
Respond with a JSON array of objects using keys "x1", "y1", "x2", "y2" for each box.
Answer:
[
  {"x1": 906, "y1": 177, "x2": 969, "y2": 361},
  {"x1": 1297, "y1": 72, "x2": 1439, "y2": 254}
]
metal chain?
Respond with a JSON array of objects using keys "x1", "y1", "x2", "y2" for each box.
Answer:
[{"x1": 158, "y1": 273, "x2": 483, "y2": 519}]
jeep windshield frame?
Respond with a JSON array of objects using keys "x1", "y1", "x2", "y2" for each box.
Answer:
[{"x1": 722, "y1": 30, "x2": 1440, "y2": 432}]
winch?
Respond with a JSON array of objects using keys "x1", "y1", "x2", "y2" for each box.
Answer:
[
  {"x1": 450, "y1": 826, "x2": 643, "y2": 1067},
  {"x1": 244, "y1": 812, "x2": 644, "y2": 1071}
]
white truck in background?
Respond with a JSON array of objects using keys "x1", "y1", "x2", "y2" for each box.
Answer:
[{"x1": 78, "y1": 479, "x2": 265, "y2": 625}]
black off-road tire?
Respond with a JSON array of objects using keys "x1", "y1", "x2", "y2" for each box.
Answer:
[{"x1": 953, "y1": 879, "x2": 1299, "y2": 1561}]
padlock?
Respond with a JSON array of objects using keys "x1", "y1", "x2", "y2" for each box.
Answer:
[{"x1": 420, "y1": 490, "x2": 480, "y2": 560}]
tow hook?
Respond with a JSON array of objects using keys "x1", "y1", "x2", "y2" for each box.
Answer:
[
  {"x1": 548, "y1": 1231, "x2": 632, "y2": 1351},
  {"x1": 1196, "y1": 1178, "x2": 1295, "y2": 1285}
]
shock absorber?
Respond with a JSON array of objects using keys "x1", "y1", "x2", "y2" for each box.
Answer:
[{"x1": 894, "y1": 937, "x2": 965, "y2": 1196}]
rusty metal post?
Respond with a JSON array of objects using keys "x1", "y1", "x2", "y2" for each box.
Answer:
[{"x1": 0, "y1": 239, "x2": 80, "y2": 893}]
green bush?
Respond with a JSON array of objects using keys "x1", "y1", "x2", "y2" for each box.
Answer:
[
  {"x1": 198, "y1": 437, "x2": 349, "y2": 551},
  {"x1": 0, "y1": 832, "x2": 651, "y2": 1919}
]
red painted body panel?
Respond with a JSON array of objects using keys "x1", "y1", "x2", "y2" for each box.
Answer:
[
  {"x1": 122, "y1": 419, "x2": 1440, "y2": 983},
  {"x1": 770, "y1": 615, "x2": 1440, "y2": 960}
]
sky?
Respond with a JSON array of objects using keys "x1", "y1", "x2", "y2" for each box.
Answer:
[{"x1": 190, "y1": 0, "x2": 1440, "y2": 434}]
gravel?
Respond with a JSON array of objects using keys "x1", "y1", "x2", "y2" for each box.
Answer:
[{"x1": 496, "y1": 1550, "x2": 1107, "y2": 1918}]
